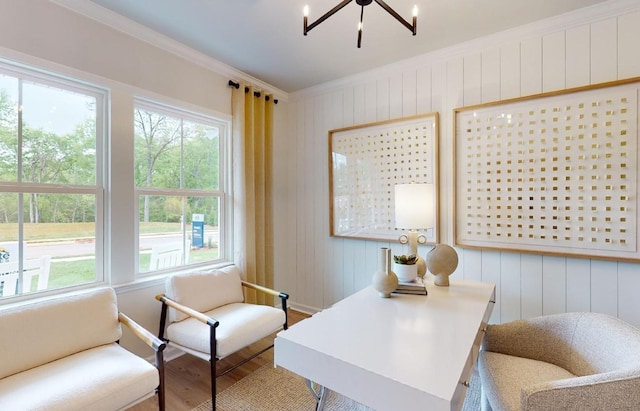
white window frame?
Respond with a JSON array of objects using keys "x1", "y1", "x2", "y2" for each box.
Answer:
[
  {"x1": 133, "y1": 98, "x2": 231, "y2": 276},
  {"x1": 0, "y1": 59, "x2": 108, "y2": 299}
]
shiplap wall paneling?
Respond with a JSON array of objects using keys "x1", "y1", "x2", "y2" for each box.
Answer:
[
  {"x1": 377, "y1": 77, "x2": 390, "y2": 121},
  {"x1": 521, "y1": 37, "x2": 543, "y2": 96},
  {"x1": 390, "y1": 72, "x2": 403, "y2": 119},
  {"x1": 316, "y1": 94, "x2": 329, "y2": 310},
  {"x1": 591, "y1": 260, "x2": 618, "y2": 317},
  {"x1": 342, "y1": 239, "x2": 356, "y2": 299},
  {"x1": 322, "y1": 93, "x2": 335, "y2": 306},
  {"x1": 461, "y1": 250, "x2": 482, "y2": 283},
  {"x1": 566, "y1": 258, "x2": 591, "y2": 313},
  {"x1": 565, "y1": 25, "x2": 590, "y2": 88},
  {"x1": 365, "y1": 80, "x2": 377, "y2": 123},
  {"x1": 341, "y1": 86, "x2": 356, "y2": 300},
  {"x1": 354, "y1": 83, "x2": 365, "y2": 125},
  {"x1": 542, "y1": 31, "x2": 566, "y2": 92},
  {"x1": 500, "y1": 42, "x2": 521, "y2": 100},
  {"x1": 445, "y1": 58, "x2": 463, "y2": 248},
  {"x1": 618, "y1": 262, "x2": 640, "y2": 325},
  {"x1": 520, "y1": 254, "x2": 543, "y2": 319},
  {"x1": 541, "y1": 256, "x2": 567, "y2": 316},
  {"x1": 403, "y1": 68, "x2": 418, "y2": 117},
  {"x1": 307, "y1": 96, "x2": 318, "y2": 309},
  {"x1": 618, "y1": 11, "x2": 640, "y2": 79},
  {"x1": 274, "y1": 100, "x2": 297, "y2": 295},
  {"x1": 591, "y1": 18, "x2": 618, "y2": 83},
  {"x1": 283, "y1": 3, "x2": 640, "y2": 324},
  {"x1": 464, "y1": 53, "x2": 482, "y2": 106},
  {"x1": 330, "y1": 90, "x2": 346, "y2": 303},
  {"x1": 482, "y1": 48, "x2": 501, "y2": 103},
  {"x1": 416, "y1": 65, "x2": 432, "y2": 114},
  {"x1": 482, "y1": 250, "x2": 502, "y2": 324},
  {"x1": 500, "y1": 252, "x2": 522, "y2": 323},
  {"x1": 296, "y1": 101, "x2": 313, "y2": 307},
  {"x1": 343, "y1": 86, "x2": 355, "y2": 126}
]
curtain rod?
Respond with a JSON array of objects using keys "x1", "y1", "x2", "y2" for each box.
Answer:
[{"x1": 228, "y1": 80, "x2": 278, "y2": 104}]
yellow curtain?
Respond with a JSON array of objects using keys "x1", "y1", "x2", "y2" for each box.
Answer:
[{"x1": 231, "y1": 85, "x2": 274, "y2": 305}]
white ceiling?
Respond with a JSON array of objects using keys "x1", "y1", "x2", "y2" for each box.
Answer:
[{"x1": 83, "y1": 0, "x2": 610, "y2": 93}]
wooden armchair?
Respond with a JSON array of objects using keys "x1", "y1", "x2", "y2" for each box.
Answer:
[{"x1": 156, "y1": 265, "x2": 288, "y2": 410}]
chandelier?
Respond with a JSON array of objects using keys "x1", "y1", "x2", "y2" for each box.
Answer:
[{"x1": 303, "y1": 0, "x2": 418, "y2": 48}]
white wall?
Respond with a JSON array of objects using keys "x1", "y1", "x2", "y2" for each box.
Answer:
[{"x1": 278, "y1": 0, "x2": 640, "y2": 328}]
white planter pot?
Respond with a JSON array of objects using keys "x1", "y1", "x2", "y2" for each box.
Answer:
[{"x1": 393, "y1": 262, "x2": 418, "y2": 283}]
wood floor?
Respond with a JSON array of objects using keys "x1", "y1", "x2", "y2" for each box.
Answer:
[{"x1": 129, "y1": 309, "x2": 310, "y2": 411}]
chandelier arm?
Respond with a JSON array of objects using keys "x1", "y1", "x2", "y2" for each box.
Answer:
[
  {"x1": 305, "y1": 0, "x2": 354, "y2": 34},
  {"x1": 374, "y1": 0, "x2": 416, "y2": 35},
  {"x1": 357, "y1": 4, "x2": 364, "y2": 48}
]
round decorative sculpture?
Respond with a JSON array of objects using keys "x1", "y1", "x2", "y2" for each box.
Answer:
[
  {"x1": 372, "y1": 247, "x2": 398, "y2": 298},
  {"x1": 426, "y1": 244, "x2": 458, "y2": 287}
]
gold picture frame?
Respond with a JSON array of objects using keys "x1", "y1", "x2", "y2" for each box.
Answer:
[
  {"x1": 454, "y1": 77, "x2": 640, "y2": 261},
  {"x1": 329, "y1": 113, "x2": 440, "y2": 242}
]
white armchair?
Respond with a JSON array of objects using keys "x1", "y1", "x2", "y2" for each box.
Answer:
[
  {"x1": 0, "y1": 287, "x2": 166, "y2": 410},
  {"x1": 156, "y1": 265, "x2": 288, "y2": 410}
]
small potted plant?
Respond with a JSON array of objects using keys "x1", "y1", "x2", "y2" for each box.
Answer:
[{"x1": 393, "y1": 253, "x2": 418, "y2": 283}]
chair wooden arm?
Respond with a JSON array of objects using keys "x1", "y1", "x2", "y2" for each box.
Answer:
[
  {"x1": 118, "y1": 312, "x2": 166, "y2": 352},
  {"x1": 155, "y1": 294, "x2": 219, "y2": 328},
  {"x1": 118, "y1": 311, "x2": 167, "y2": 411},
  {"x1": 241, "y1": 281, "x2": 289, "y2": 330},
  {"x1": 241, "y1": 280, "x2": 289, "y2": 300}
]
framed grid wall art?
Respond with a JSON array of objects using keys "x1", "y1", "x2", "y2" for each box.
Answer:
[
  {"x1": 454, "y1": 77, "x2": 640, "y2": 261},
  {"x1": 329, "y1": 113, "x2": 439, "y2": 243}
]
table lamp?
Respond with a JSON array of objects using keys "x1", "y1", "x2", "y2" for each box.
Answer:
[{"x1": 394, "y1": 183, "x2": 435, "y2": 278}]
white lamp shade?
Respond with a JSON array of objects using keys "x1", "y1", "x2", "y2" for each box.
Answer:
[{"x1": 394, "y1": 183, "x2": 435, "y2": 229}]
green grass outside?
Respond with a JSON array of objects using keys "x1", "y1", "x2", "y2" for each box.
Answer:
[
  {"x1": 0, "y1": 222, "x2": 192, "y2": 241},
  {"x1": 1, "y1": 222, "x2": 219, "y2": 291},
  {"x1": 47, "y1": 248, "x2": 219, "y2": 288}
]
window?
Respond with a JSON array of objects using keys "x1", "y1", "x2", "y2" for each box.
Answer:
[
  {"x1": 0, "y1": 61, "x2": 106, "y2": 299},
  {"x1": 134, "y1": 100, "x2": 228, "y2": 274}
]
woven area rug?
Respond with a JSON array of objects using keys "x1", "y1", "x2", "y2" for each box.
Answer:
[{"x1": 192, "y1": 365, "x2": 481, "y2": 411}]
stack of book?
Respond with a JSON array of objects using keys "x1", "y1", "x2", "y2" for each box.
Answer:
[{"x1": 393, "y1": 278, "x2": 428, "y2": 295}]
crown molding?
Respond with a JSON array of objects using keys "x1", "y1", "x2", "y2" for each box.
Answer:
[
  {"x1": 49, "y1": 0, "x2": 289, "y2": 103},
  {"x1": 293, "y1": 0, "x2": 640, "y2": 98}
]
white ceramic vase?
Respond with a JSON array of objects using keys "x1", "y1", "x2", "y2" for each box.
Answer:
[{"x1": 372, "y1": 247, "x2": 398, "y2": 298}]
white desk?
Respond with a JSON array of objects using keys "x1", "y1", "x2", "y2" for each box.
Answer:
[{"x1": 274, "y1": 278, "x2": 495, "y2": 411}]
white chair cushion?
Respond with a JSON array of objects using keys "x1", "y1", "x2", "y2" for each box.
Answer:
[
  {"x1": 0, "y1": 288, "x2": 121, "y2": 380},
  {"x1": 166, "y1": 267, "x2": 245, "y2": 323},
  {"x1": 0, "y1": 343, "x2": 158, "y2": 411},
  {"x1": 167, "y1": 302, "x2": 286, "y2": 358}
]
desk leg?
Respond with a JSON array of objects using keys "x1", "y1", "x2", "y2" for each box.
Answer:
[{"x1": 304, "y1": 379, "x2": 329, "y2": 411}]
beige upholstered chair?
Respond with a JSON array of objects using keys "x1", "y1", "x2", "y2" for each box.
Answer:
[
  {"x1": 478, "y1": 312, "x2": 640, "y2": 411},
  {"x1": 0, "y1": 287, "x2": 166, "y2": 410},
  {"x1": 156, "y1": 265, "x2": 288, "y2": 410}
]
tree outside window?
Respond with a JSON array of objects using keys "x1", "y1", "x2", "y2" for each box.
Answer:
[
  {"x1": 0, "y1": 65, "x2": 105, "y2": 298},
  {"x1": 134, "y1": 101, "x2": 225, "y2": 274}
]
